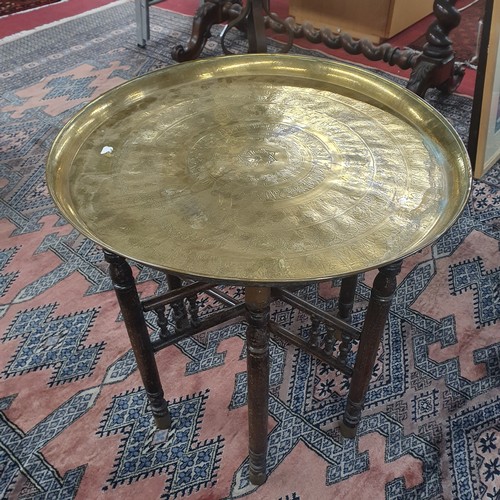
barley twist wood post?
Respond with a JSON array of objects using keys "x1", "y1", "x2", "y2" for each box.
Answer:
[{"x1": 407, "y1": 0, "x2": 465, "y2": 96}]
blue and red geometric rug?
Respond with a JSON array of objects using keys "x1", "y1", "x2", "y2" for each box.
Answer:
[{"x1": 0, "y1": 3, "x2": 499, "y2": 499}]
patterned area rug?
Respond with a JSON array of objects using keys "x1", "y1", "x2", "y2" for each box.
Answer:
[
  {"x1": 0, "y1": 3, "x2": 499, "y2": 499},
  {"x1": 0, "y1": 0, "x2": 62, "y2": 16}
]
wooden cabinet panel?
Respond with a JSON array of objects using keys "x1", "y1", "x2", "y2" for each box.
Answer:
[
  {"x1": 289, "y1": 0, "x2": 434, "y2": 43},
  {"x1": 388, "y1": 0, "x2": 434, "y2": 37}
]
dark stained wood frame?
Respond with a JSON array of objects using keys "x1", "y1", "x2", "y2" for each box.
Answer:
[
  {"x1": 105, "y1": 248, "x2": 403, "y2": 485},
  {"x1": 468, "y1": 0, "x2": 500, "y2": 178}
]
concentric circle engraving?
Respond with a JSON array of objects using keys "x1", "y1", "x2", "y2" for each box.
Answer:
[
  {"x1": 187, "y1": 121, "x2": 337, "y2": 202},
  {"x1": 56, "y1": 57, "x2": 468, "y2": 284}
]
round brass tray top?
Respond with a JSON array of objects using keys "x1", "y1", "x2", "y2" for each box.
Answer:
[{"x1": 46, "y1": 54, "x2": 471, "y2": 284}]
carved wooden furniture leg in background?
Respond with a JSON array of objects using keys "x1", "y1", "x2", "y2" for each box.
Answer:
[
  {"x1": 241, "y1": 0, "x2": 267, "y2": 53},
  {"x1": 171, "y1": 0, "x2": 240, "y2": 61},
  {"x1": 104, "y1": 250, "x2": 172, "y2": 429},
  {"x1": 172, "y1": 0, "x2": 464, "y2": 98},
  {"x1": 340, "y1": 261, "x2": 402, "y2": 438},
  {"x1": 245, "y1": 286, "x2": 271, "y2": 486},
  {"x1": 407, "y1": 0, "x2": 465, "y2": 96}
]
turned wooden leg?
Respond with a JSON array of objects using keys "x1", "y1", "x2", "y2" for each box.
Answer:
[
  {"x1": 171, "y1": 0, "x2": 235, "y2": 62},
  {"x1": 340, "y1": 261, "x2": 402, "y2": 438},
  {"x1": 338, "y1": 274, "x2": 358, "y2": 321},
  {"x1": 166, "y1": 274, "x2": 190, "y2": 333},
  {"x1": 245, "y1": 286, "x2": 271, "y2": 486},
  {"x1": 104, "y1": 250, "x2": 171, "y2": 429},
  {"x1": 407, "y1": 0, "x2": 465, "y2": 97}
]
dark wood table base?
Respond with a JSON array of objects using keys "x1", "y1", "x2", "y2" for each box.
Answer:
[
  {"x1": 171, "y1": 0, "x2": 465, "y2": 98},
  {"x1": 104, "y1": 249, "x2": 402, "y2": 485}
]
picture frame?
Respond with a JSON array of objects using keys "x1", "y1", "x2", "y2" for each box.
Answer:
[{"x1": 468, "y1": 0, "x2": 500, "y2": 178}]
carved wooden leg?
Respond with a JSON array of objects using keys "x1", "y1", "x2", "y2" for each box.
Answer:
[
  {"x1": 407, "y1": 0, "x2": 465, "y2": 97},
  {"x1": 171, "y1": 0, "x2": 236, "y2": 62},
  {"x1": 340, "y1": 261, "x2": 402, "y2": 438},
  {"x1": 104, "y1": 250, "x2": 171, "y2": 429},
  {"x1": 338, "y1": 274, "x2": 358, "y2": 321},
  {"x1": 246, "y1": 0, "x2": 267, "y2": 53},
  {"x1": 245, "y1": 286, "x2": 271, "y2": 486}
]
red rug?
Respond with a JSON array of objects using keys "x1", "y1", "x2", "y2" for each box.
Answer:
[
  {"x1": 0, "y1": 0, "x2": 62, "y2": 16},
  {"x1": 0, "y1": 0, "x2": 119, "y2": 37}
]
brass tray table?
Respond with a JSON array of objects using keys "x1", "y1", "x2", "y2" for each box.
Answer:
[{"x1": 46, "y1": 54, "x2": 471, "y2": 486}]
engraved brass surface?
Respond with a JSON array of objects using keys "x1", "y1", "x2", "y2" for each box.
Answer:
[{"x1": 46, "y1": 54, "x2": 471, "y2": 284}]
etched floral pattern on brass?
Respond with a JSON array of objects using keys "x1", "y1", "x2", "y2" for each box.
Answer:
[{"x1": 47, "y1": 55, "x2": 471, "y2": 284}]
